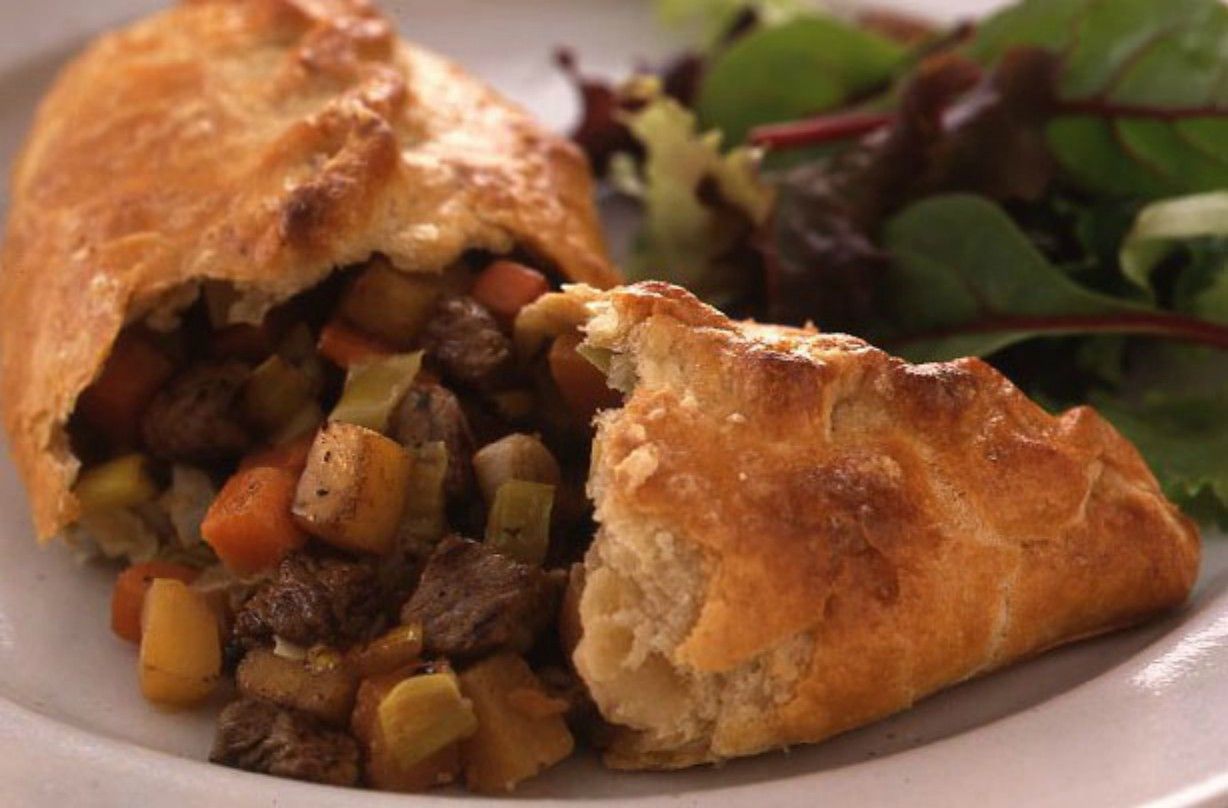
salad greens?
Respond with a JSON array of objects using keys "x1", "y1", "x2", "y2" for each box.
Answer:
[
  {"x1": 972, "y1": 0, "x2": 1228, "y2": 198},
  {"x1": 612, "y1": 90, "x2": 771, "y2": 305},
  {"x1": 696, "y1": 17, "x2": 905, "y2": 144},
  {"x1": 563, "y1": 0, "x2": 1228, "y2": 525}
]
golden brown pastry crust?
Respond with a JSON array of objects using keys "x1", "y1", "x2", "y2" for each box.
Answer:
[
  {"x1": 567, "y1": 282, "x2": 1200, "y2": 769},
  {"x1": 0, "y1": 0, "x2": 616, "y2": 540}
]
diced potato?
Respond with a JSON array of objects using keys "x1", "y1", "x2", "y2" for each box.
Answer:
[
  {"x1": 236, "y1": 648, "x2": 357, "y2": 726},
  {"x1": 339, "y1": 259, "x2": 442, "y2": 348},
  {"x1": 377, "y1": 672, "x2": 478, "y2": 770},
  {"x1": 73, "y1": 454, "x2": 160, "y2": 513},
  {"x1": 346, "y1": 624, "x2": 424, "y2": 679},
  {"x1": 352, "y1": 671, "x2": 461, "y2": 792},
  {"x1": 111, "y1": 561, "x2": 200, "y2": 644},
  {"x1": 472, "y1": 434, "x2": 561, "y2": 505},
  {"x1": 292, "y1": 422, "x2": 413, "y2": 555},
  {"x1": 485, "y1": 480, "x2": 555, "y2": 565},
  {"x1": 459, "y1": 654, "x2": 575, "y2": 794},
  {"x1": 398, "y1": 442, "x2": 448, "y2": 550},
  {"x1": 241, "y1": 355, "x2": 314, "y2": 434},
  {"x1": 330, "y1": 352, "x2": 422, "y2": 434},
  {"x1": 139, "y1": 579, "x2": 221, "y2": 708}
]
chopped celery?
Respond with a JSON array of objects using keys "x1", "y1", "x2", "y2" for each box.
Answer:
[
  {"x1": 399, "y1": 441, "x2": 449, "y2": 549},
  {"x1": 575, "y1": 344, "x2": 613, "y2": 375},
  {"x1": 330, "y1": 352, "x2": 422, "y2": 434},
  {"x1": 242, "y1": 355, "x2": 314, "y2": 433},
  {"x1": 74, "y1": 454, "x2": 160, "y2": 513},
  {"x1": 269, "y1": 402, "x2": 324, "y2": 445},
  {"x1": 485, "y1": 480, "x2": 554, "y2": 565},
  {"x1": 377, "y1": 672, "x2": 478, "y2": 769}
]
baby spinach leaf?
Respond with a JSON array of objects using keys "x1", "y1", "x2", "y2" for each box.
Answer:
[
  {"x1": 879, "y1": 195, "x2": 1228, "y2": 362},
  {"x1": 970, "y1": 0, "x2": 1228, "y2": 199},
  {"x1": 696, "y1": 17, "x2": 904, "y2": 144}
]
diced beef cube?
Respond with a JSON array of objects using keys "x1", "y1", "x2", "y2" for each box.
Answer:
[
  {"x1": 421, "y1": 296, "x2": 515, "y2": 391},
  {"x1": 233, "y1": 553, "x2": 383, "y2": 650},
  {"x1": 211, "y1": 698, "x2": 359, "y2": 786},
  {"x1": 392, "y1": 382, "x2": 474, "y2": 500},
  {"x1": 141, "y1": 361, "x2": 253, "y2": 463},
  {"x1": 400, "y1": 536, "x2": 562, "y2": 659}
]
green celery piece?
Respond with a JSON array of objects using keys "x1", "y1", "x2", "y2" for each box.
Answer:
[
  {"x1": 329, "y1": 352, "x2": 422, "y2": 434},
  {"x1": 242, "y1": 354, "x2": 314, "y2": 434},
  {"x1": 377, "y1": 672, "x2": 477, "y2": 769},
  {"x1": 484, "y1": 480, "x2": 555, "y2": 566}
]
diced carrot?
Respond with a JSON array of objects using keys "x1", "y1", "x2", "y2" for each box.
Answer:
[
  {"x1": 318, "y1": 319, "x2": 395, "y2": 369},
  {"x1": 201, "y1": 466, "x2": 308, "y2": 576},
  {"x1": 111, "y1": 561, "x2": 199, "y2": 644},
  {"x1": 471, "y1": 261, "x2": 551, "y2": 325},
  {"x1": 76, "y1": 332, "x2": 176, "y2": 447},
  {"x1": 239, "y1": 433, "x2": 316, "y2": 476},
  {"x1": 548, "y1": 333, "x2": 620, "y2": 423},
  {"x1": 209, "y1": 323, "x2": 274, "y2": 362}
]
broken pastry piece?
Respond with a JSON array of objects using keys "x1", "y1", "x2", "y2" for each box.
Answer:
[{"x1": 539, "y1": 281, "x2": 1201, "y2": 769}]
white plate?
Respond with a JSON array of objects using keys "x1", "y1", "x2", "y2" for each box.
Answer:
[{"x1": 2, "y1": 2, "x2": 1228, "y2": 806}]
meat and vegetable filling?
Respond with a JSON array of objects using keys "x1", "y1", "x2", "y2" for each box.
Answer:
[{"x1": 67, "y1": 255, "x2": 618, "y2": 793}]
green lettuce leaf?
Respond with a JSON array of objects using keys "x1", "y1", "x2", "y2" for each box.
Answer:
[
  {"x1": 614, "y1": 94, "x2": 772, "y2": 306},
  {"x1": 970, "y1": 0, "x2": 1228, "y2": 199},
  {"x1": 1120, "y1": 192, "x2": 1228, "y2": 293},
  {"x1": 697, "y1": 17, "x2": 904, "y2": 144}
]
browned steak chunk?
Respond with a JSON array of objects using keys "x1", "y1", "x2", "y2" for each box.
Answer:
[
  {"x1": 392, "y1": 382, "x2": 475, "y2": 500},
  {"x1": 400, "y1": 536, "x2": 561, "y2": 659},
  {"x1": 422, "y1": 296, "x2": 514, "y2": 391},
  {"x1": 211, "y1": 698, "x2": 359, "y2": 786},
  {"x1": 141, "y1": 361, "x2": 252, "y2": 463},
  {"x1": 233, "y1": 553, "x2": 382, "y2": 650}
]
